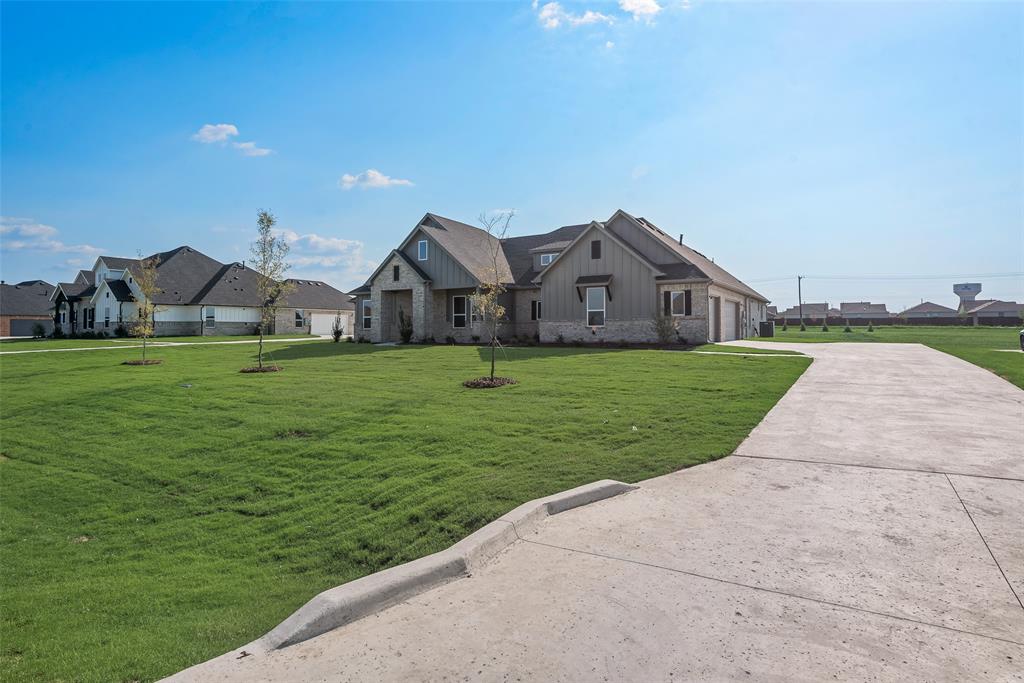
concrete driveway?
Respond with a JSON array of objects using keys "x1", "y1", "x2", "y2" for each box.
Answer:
[{"x1": 174, "y1": 343, "x2": 1024, "y2": 682}]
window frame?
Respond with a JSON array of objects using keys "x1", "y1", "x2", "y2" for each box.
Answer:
[
  {"x1": 586, "y1": 287, "x2": 606, "y2": 327},
  {"x1": 104, "y1": 306, "x2": 110, "y2": 328},
  {"x1": 205, "y1": 306, "x2": 216, "y2": 328},
  {"x1": 417, "y1": 240, "x2": 429, "y2": 261},
  {"x1": 361, "y1": 300, "x2": 372, "y2": 329},
  {"x1": 531, "y1": 299, "x2": 542, "y2": 321},
  {"x1": 666, "y1": 290, "x2": 693, "y2": 317},
  {"x1": 590, "y1": 240, "x2": 601, "y2": 260},
  {"x1": 295, "y1": 309, "x2": 305, "y2": 328},
  {"x1": 393, "y1": 265, "x2": 400, "y2": 281},
  {"x1": 452, "y1": 295, "x2": 468, "y2": 328},
  {"x1": 539, "y1": 253, "x2": 556, "y2": 267}
]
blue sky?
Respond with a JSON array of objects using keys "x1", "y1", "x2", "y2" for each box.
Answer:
[{"x1": 2, "y1": 0, "x2": 1021, "y2": 311}]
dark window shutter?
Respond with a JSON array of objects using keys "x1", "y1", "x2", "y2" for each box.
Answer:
[
  {"x1": 663, "y1": 291, "x2": 671, "y2": 316},
  {"x1": 685, "y1": 290, "x2": 692, "y2": 316},
  {"x1": 393, "y1": 265, "x2": 400, "y2": 281},
  {"x1": 591, "y1": 240, "x2": 601, "y2": 259},
  {"x1": 531, "y1": 300, "x2": 537, "y2": 321},
  {"x1": 538, "y1": 301, "x2": 542, "y2": 320}
]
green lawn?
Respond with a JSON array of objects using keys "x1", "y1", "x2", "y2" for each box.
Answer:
[
  {"x1": 0, "y1": 341, "x2": 808, "y2": 682},
  {"x1": 762, "y1": 325, "x2": 1022, "y2": 388},
  {"x1": 693, "y1": 344, "x2": 802, "y2": 355},
  {"x1": 0, "y1": 333, "x2": 316, "y2": 352}
]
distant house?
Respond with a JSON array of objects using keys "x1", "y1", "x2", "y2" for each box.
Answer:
[
  {"x1": 351, "y1": 209, "x2": 769, "y2": 344},
  {"x1": 0, "y1": 280, "x2": 54, "y2": 336},
  {"x1": 777, "y1": 303, "x2": 828, "y2": 322},
  {"x1": 900, "y1": 302, "x2": 957, "y2": 319},
  {"x1": 766, "y1": 305, "x2": 778, "y2": 319},
  {"x1": 840, "y1": 302, "x2": 889, "y2": 320},
  {"x1": 50, "y1": 247, "x2": 354, "y2": 337},
  {"x1": 962, "y1": 300, "x2": 1023, "y2": 324}
]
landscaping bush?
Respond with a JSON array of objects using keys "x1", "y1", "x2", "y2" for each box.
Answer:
[
  {"x1": 799, "y1": 322, "x2": 807, "y2": 331},
  {"x1": 821, "y1": 321, "x2": 829, "y2": 332},
  {"x1": 868, "y1": 323, "x2": 874, "y2": 332},
  {"x1": 31, "y1": 323, "x2": 46, "y2": 338},
  {"x1": 398, "y1": 309, "x2": 414, "y2": 344},
  {"x1": 652, "y1": 315, "x2": 677, "y2": 345},
  {"x1": 844, "y1": 320, "x2": 852, "y2": 333},
  {"x1": 781, "y1": 322, "x2": 788, "y2": 331},
  {"x1": 556, "y1": 333, "x2": 565, "y2": 344},
  {"x1": 471, "y1": 334, "x2": 480, "y2": 343},
  {"x1": 50, "y1": 327, "x2": 65, "y2": 339},
  {"x1": 114, "y1": 324, "x2": 129, "y2": 337},
  {"x1": 445, "y1": 335, "x2": 456, "y2": 345},
  {"x1": 330, "y1": 313, "x2": 345, "y2": 342}
]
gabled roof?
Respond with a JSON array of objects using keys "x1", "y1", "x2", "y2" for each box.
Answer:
[
  {"x1": 530, "y1": 221, "x2": 665, "y2": 285},
  {"x1": 501, "y1": 224, "x2": 589, "y2": 286},
  {"x1": 411, "y1": 213, "x2": 514, "y2": 284},
  {"x1": 778, "y1": 303, "x2": 829, "y2": 318},
  {"x1": 626, "y1": 212, "x2": 768, "y2": 301},
  {"x1": 139, "y1": 246, "x2": 227, "y2": 305},
  {"x1": 106, "y1": 280, "x2": 135, "y2": 302},
  {"x1": 0, "y1": 280, "x2": 54, "y2": 315},
  {"x1": 900, "y1": 301, "x2": 956, "y2": 315},
  {"x1": 98, "y1": 255, "x2": 142, "y2": 271},
  {"x1": 285, "y1": 279, "x2": 355, "y2": 311},
  {"x1": 364, "y1": 249, "x2": 433, "y2": 287},
  {"x1": 966, "y1": 300, "x2": 1023, "y2": 315},
  {"x1": 74, "y1": 270, "x2": 95, "y2": 285},
  {"x1": 840, "y1": 301, "x2": 889, "y2": 315}
]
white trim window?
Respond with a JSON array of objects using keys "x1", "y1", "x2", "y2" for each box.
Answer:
[
  {"x1": 539, "y1": 253, "x2": 556, "y2": 266},
  {"x1": 667, "y1": 290, "x2": 692, "y2": 317},
  {"x1": 417, "y1": 239, "x2": 429, "y2": 261},
  {"x1": 295, "y1": 309, "x2": 305, "y2": 328},
  {"x1": 104, "y1": 306, "x2": 111, "y2": 328},
  {"x1": 205, "y1": 307, "x2": 216, "y2": 328},
  {"x1": 361, "y1": 300, "x2": 372, "y2": 329},
  {"x1": 586, "y1": 287, "x2": 605, "y2": 327},
  {"x1": 452, "y1": 295, "x2": 468, "y2": 328}
]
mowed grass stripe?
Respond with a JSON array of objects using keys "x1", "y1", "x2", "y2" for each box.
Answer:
[{"x1": 1, "y1": 341, "x2": 808, "y2": 682}]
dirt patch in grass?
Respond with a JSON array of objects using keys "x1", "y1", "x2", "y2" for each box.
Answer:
[
  {"x1": 463, "y1": 376, "x2": 518, "y2": 389},
  {"x1": 275, "y1": 430, "x2": 312, "y2": 439},
  {"x1": 70, "y1": 535, "x2": 93, "y2": 544},
  {"x1": 240, "y1": 365, "x2": 283, "y2": 373},
  {"x1": 121, "y1": 359, "x2": 163, "y2": 366}
]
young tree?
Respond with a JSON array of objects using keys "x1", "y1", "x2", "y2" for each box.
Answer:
[
  {"x1": 471, "y1": 211, "x2": 514, "y2": 382},
  {"x1": 250, "y1": 210, "x2": 295, "y2": 369},
  {"x1": 133, "y1": 253, "x2": 162, "y2": 363},
  {"x1": 330, "y1": 311, "x2": 346, "y2": 342}
]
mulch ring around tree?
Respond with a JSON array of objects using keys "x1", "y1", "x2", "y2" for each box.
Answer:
[
  {"x1": 240, "y1": 365, "x2": 284, "y2": 373},
  {"x1": 462, "y1": 376, "x2": 517, "y2": 389},
  {"x1": 121, "y1": 359, "x2": 163, "y2": 366}
]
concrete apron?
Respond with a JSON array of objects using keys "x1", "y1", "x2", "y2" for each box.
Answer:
[{"x1": 167, "y1": 342, "x2": 1024, "y2": 682}]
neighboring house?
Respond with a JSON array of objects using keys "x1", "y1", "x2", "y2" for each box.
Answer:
[
  {"x1": 840, "y1": 302, "x2": 889, "y2": 319},
  {"x1": 351, "y1": 209, "x2": 769, "y2": 344},
  {"x1": 900, "y1": 301, "x2": 957, "y2": 319},
  {"x1": 962, "y1": 300, "x2": 1024, "y2": 324},
  {"x1": 776, "y1": 303, "x2": 828, "y2": 322},
  {"x1": 766, "y1": 305, "x2": 778, "y2": 319},
  {"x1": 50, "y1": 246, "x2": 354, "y2": 337},
  {"x1": 0, "y1": 280, "x2": 55, "y2": 336}
]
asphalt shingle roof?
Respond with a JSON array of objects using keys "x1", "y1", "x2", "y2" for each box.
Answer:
[
  {"x1": 840, "y1": 302, "x2": 889, "y2": 315},
  {"x1": 900, "y1": 301, "x2": 956, "y2": 315},
  {"x1": 0, "y1": 280, "x2": 54, "y2": 315}
]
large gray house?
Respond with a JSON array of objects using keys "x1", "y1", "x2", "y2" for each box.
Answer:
[
  {"x1": 50, "y1": 246, "x2": 355, "y2": 337},
  {"x1": 351, "y1": 209, "x2": 769, "y2": 344}
]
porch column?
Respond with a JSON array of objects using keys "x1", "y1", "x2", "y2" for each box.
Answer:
[{"x1": 412, "y1": 283, "x2": 432, "y2": 342}]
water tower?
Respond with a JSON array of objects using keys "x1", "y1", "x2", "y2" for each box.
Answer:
[{"x1": 953, "y1": 283, "x2": 982, "y2": 311}]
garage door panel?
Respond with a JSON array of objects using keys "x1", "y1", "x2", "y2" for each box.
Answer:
[{"x1": 723, "y1": 302, "x2": 738, "y2": 341}]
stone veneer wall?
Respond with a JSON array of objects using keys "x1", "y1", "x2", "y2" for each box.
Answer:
[{"x1": 538, "y1": 282, "x2": 710, "y2": 345}]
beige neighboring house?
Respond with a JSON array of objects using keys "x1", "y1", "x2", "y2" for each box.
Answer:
[
  {"x1": 839, "y1": 302, "x2": 889, "y2": 320},
  {"x1": 50, "y1": 246, "x2": 355, "y2": 337},
  {"x1": 961, "y1": 300, "x2": 1024, "y2": 324},
  {"x1": 351, "y1": 209, "x2": 769, "y2": 344},
  {"x1": 900, "y1": 301, "x2": 957, "y2": 319}
]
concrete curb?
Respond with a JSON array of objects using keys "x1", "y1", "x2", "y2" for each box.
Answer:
[{"x1": 177, "y1": 478, "x2": 637, "y2": 673}]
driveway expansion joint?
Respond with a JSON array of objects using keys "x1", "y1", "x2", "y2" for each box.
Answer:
[
  {"x1": 945, "y1": 474, "x2": 1024, "y2": 611},
  {"x1": 732, "y1": 452, "x2": 1024, "y2": 483},
  {"x1": 521, "y1": 538, "x2": 1024, "y2": 647}
]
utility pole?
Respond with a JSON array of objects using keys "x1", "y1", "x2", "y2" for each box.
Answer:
[{"x1": 797, "y1": 275, "x2": 804, "y2": 324}]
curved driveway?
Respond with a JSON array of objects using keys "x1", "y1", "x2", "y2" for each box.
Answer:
[{"x1": 173, "y1": 342, "x2": 1024, "y2": 682}]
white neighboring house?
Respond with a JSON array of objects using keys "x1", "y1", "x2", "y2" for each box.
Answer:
[{"x1": 51, "y1": 246, "x2": 355, "y2": 337}]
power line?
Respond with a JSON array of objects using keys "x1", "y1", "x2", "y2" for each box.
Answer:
[{"x1": 747, "y1": 272, "x2": 1023, "y2": 283}]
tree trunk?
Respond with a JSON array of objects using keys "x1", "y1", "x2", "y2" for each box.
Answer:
[
  {"x1": 258, "y1": 328, "x2": 264, "y2": 369},
  {"x1": 489, "y1": 324, "x2": 496, "y2": 380},
  {"x1": 142, "y1": 336, "x2": 147, "y2": 363}
]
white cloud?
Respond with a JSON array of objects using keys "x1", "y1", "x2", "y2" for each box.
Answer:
[
  {"x1": 619, "y1": 0, "x2": 662, "y2": 22},
  {"x1": 338, "y1": 169, "x2": 414, "y2": 190},
  {"x1": 233, "y1": 141, "x2": 273, "y2": 157},
  {"x1": 192, "y1": 123, "x2": 239, "y2": 143},
  {"x1": 605, "y1": 40, "x2": 615, "y2": 49},
  {"x1": 0, "y1": 217, "x2": 104, "y2": 256},
  {"x1": 631, "y1": 164, "x2": 649, "y2": 180},
  {"x1": 192, "y1": 123, "x2": 271, "y2": 157},
  {"x1": 275, "y1": 228, "x2": 376, "y2": 288},
  {"x1": 537, "y1": 2, "x2": 614, "y2": 29}
]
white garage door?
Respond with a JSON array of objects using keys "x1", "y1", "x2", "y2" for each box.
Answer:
[
  {"x1": 722, "y1": 301, "x2": 739, "y2": 341},
  {"x1": 310, "y1": 313, "x2": 341, "y2": 336}
]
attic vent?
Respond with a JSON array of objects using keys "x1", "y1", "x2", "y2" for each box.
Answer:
[{"x1": 315, "y1": 282, "x2": 321, "y2": 286}]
